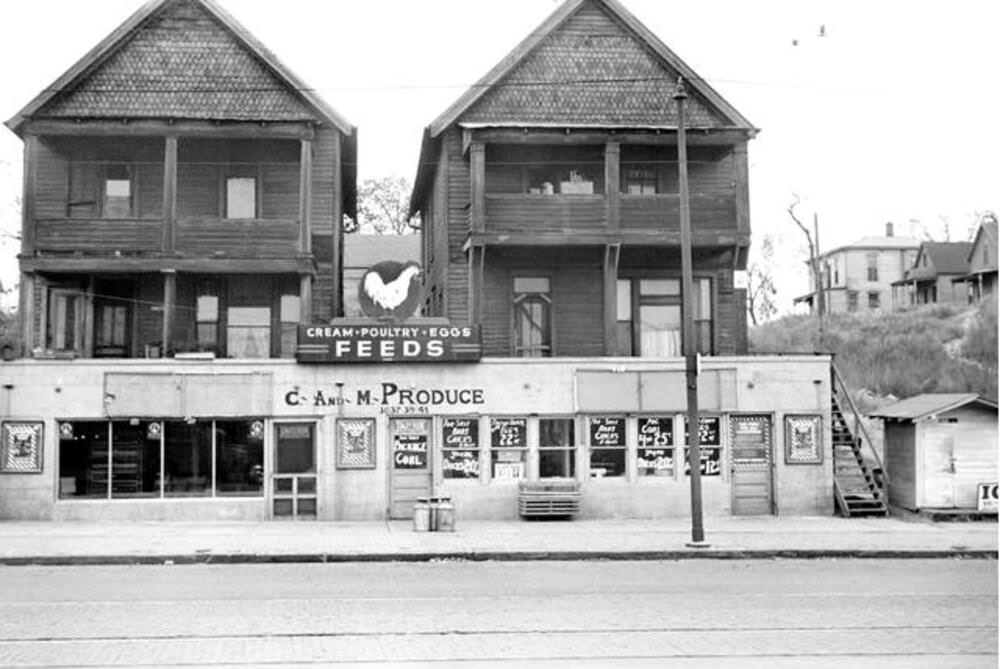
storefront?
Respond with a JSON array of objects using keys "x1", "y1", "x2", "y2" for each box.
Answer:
[{"x1": 0, "y1": 354, "x2": 834, "y2": 520}]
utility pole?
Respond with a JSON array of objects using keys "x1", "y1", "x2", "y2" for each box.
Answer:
[
  {"x1": 814, "y1": 212, "x2": 824, "y2": 334},
  {"x1": 675, "y1": 78, "x2": 708, "y2": 548}
]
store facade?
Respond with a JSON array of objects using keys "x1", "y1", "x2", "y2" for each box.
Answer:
[{"x1": 0, "y1": 354, "x2": 833, "y2": 520}]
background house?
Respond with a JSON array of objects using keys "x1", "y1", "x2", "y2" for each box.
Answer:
[
  {"x1": 793, "y1": 222, "x2": 919, "y2": 314},
  {"x1": 410, "y1": 0, "x2": 755, "y2": 359},
  {"x1": 953, "y1": 219, "x2": 997, "y2": 304},
  {"x1": 871, "y1": 394, "x2": 997, "y2": 512},
  {"x1": 891, "y1": 241, "x2": 972, "y2": 308},
  {"x1": 7, "y1": 0, "x2": 356, "y2": 360}
]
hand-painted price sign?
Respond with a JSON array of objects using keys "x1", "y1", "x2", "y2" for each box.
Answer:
[
  {"x1": 589, "y1": 417, "x2": 625, "y2": 446},
  {"x1": 491, "y1": 418, "x2": 527, "y2": 448},
  {"x1": 637, "y1": 417, "x2": 673, "y2": 447}
]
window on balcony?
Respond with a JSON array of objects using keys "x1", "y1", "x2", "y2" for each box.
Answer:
[
  {"x1": 226, "y1": 306, "x2": 270, "y2": 358},
  {"x1": 279, "y1": 294, "x2": 300, "y2": 358},
  {"x1": 102, "y1": 165, "x2": 133, "y2": 218},
  {"x1": 620, "y1": 145, "x2": 678, "y2": 195},
  {"x1": 46, "y1": 289, "x2": 84, "y2": 354},
  {"x1": 485, "y1": 146, "x2": 604, "y2": 195},
  {"x1": 513, "y1": 277, "x2": 552, "y2": 357},
  {"x1": 225, "y1": 176, "x2": 257, "y2": 219},
  {"x1": 196, "y1": 291, "x2": 219, "y2": 353},
  {"x1": 59, "y1": 137, "x2": 163, "y2": 219}
]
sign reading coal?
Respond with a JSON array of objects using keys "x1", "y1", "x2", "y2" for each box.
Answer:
[
  {"x1": 296, "y1": 324, "x2": 482, "y2": 363},
  {"x1": 393, "y1": 434, "x2": 428, "y2": 469}
]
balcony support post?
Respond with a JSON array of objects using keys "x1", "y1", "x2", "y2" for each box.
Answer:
[
  {"x1": 470, "y1": 142, "x2": 485, "y2": 234},
  {"x1": 299, "y1": 273, "x2": 313, "y2": 324},
  {"x1": 161, "y1": 269, "x2": 176, "y2": 356},
  {"x1": 18, "y1": 272, "x2": 35, "y2": 356},
  {"x1": 603, "y1": 243, "x2": 621, "y2": 355},
  {"x1": 299, "y1": 137, "x2": 313, "y2": 254},
  {"x1": 21, "y1": 134, "x2": 37, "y2": 255},
  {"x1": 467, "y1": 244, "x2": 485, "y2": 325},
  {"x1": 162, "y1": 136, "x2": 177, "y2": 253},
  {"x1": 605, "y1": 141, "x2": 620, "y2": 231}
]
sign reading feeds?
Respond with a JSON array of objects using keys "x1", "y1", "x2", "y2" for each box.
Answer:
[
  {"x1": 359, "y1": 260, "x2": 422, "y2": 321},
  {"x1": 297, "y1": 324, "x2": 482, "y2": 363}
]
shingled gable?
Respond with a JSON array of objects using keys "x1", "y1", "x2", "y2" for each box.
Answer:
[
  {"x1": 428, "y1": 0, "x2": 755, "y2": 136},
  {"x1": 5, "y1": 0, "x2": 354, "y2": 136}
]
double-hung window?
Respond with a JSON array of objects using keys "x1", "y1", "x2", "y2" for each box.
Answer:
[
  {"x1": 225, "y1": 173, "x2": 257, "y2": 219},
  {"x1": 47, "y1": 289, "x2": 84, "y2": 353},
  {"x1": 102, "y1": 164, "x2": 133, "y2": 218},
  {"x1": 539, "y1": 418, "x2": 575, "y2": 479},
  {"x1": 513, "y1": 277, "x2": 551, "y2": 357},
  {"x1": 618, "y1": 277, "x2": 713, "y2": 357}
]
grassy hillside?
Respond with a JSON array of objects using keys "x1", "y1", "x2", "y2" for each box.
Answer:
[{"x1": 750, "y1": 300, "x2": 997, "y2": 402}]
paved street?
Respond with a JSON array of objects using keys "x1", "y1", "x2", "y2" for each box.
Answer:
[{"x1": 0, "y1": 559, "x2": 995, "y2": 667}]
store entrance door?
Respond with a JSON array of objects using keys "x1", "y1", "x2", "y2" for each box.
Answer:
[
  {"x1": 730, "y1": 415, "x2": 774, "y2": 515},
  {"x1": 272, "y1": 422, "x2": 317, "y2": 519},
  {"x1": 389, "y1": 418, "x2": 432, "y2": 519}
]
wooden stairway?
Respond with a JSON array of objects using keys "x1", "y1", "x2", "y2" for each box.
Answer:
[{"x1": 831, "y1": 366, "x2": 889, "y2": 517}]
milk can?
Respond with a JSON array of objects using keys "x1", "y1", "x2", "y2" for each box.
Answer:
[
  {"x1": 434, "y1": 497, "x2": 455, "y2": 532},
  {"x1": 412, "y1": 498, "x2": 430, "y2": 532}
]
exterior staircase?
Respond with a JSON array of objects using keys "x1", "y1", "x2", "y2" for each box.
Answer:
[{"x1": 831, "y1": 365, "x2": 889, "y2": 517}]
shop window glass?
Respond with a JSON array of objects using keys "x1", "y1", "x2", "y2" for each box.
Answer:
[
  {"x1": 58, "y1": 421, "x2": 109, "y2": 499},
  {"x1": 164, "y1": 421, "x2": 212, "y2": 497},
  {"x1": 215, "y1": 420, "x2": 264, "y2": 496},
  {"x1": 539, "y1": 418, "x2": 575, "y2": 479},
  {"x1": 227, "y1": 306, "x2": 270, "y2": 358},
  {"x1": 490, "y1": 417, "x2": 526, "y2": 481},
  {"x1": 276, "y1": 423, "x2": 315, "y2": 474},
  {"x1": 683, "y1": 416, "x2": 722, "y2": 477},
  {"x1": 442, "y1": 417, "x2": 480, "y2": 479},
  {"x1": 636, "y1": 417, "x2": 675, "y2": 477},
  {"x1": 588, "y1": 417, "x2": 626, "y2": 478},
  {"x1": 109, "y1": 421, "x2": 161, "y2": 498}
]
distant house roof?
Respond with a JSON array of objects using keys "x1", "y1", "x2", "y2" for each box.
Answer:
[
  {"x1": 900, "y1": 241, "x2": 974, "y2": 282},
  {"x1": 5, "y1": 0, "x2": 354, "y2": 135},
  {"x1": 869, "y1": 393, "x2": 998, "y2": 421},
  {"x1": 344, "y1": 234, "x2": 421, "y2": 270},
  {"x1": 818, "y1": 235, "x2": 921, "y2": 260},
  {"x1": 968, "y1": 219, "x2": 998, "y2": 264}
]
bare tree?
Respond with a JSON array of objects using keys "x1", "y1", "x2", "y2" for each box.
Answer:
[
  {"x1": 355, "y1": 176, "x2": 413, "y2": 235},
  {"x1": 787, "y1": 194, "x2": 823, "y2": 318},
  {"x1": 746, "y1": 234, "x2": 778, "y2": 326}
]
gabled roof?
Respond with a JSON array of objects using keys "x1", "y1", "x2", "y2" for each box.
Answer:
[
  {"x1": 869, "y1": 393, "x2": 997, "y2": 421},
  {"x1": 906, "y1": 241, "x2": 974, "y2": 280},
  {"x1": 427, "y1": 0, "x2": 754, "y2": 136},
  {"x1": 5, "y1": 0, "x2": 354, "y2": 136},
  {"x1": 968, "y1": 219, "x2": 998, "y2": 264}
]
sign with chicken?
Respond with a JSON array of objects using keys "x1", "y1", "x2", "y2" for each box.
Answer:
[{"x1": 358, "y1": 260, "x2": 423, "y2": 321}]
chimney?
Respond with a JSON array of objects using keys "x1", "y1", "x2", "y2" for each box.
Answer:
[{"x1": 885, "y1": 221, "x2": 894, "y2": 237}]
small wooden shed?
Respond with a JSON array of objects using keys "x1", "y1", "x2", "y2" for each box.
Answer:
[{"x1": 871, "y1": 394, "x2": 998, "y2": 511}]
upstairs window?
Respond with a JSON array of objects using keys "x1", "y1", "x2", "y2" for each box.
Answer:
[
  {"x1": 102, "y1": 165, "x2": 133, "y2": 218},
  {"x1": 513, "y1": 277, "x2": 552, "y2": 357},
  {"x1": 47, "y1": 289, "x2": 84, "y2": 353},
  {"x1": 196, "y1": 290, "x2": 219, "y2": 353},
  {"x1": 619, "y1": 277, "x2": 713, "y2": 357},
  {"x1": 226, "y1": 177, "x2": 257, "y2": 219},
  {"x1": 866, "y1": 253, "x2": 879, "y2": 282}
]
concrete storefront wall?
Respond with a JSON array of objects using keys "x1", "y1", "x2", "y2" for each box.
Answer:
[{"x1": 0, "y1": 356, "x2": 834, "y2": 520}]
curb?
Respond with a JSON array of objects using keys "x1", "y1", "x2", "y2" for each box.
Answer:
[{"x1": 0, "y1": 549, "x2": 995, "y2": 566}]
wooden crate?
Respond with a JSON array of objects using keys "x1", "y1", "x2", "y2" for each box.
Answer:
[{"x1": 517, "y1": 480, "x2": 581, "y2": 518}]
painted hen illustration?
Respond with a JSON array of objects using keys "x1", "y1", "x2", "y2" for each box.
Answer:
[{"x1": 362, "y1": 263, "x2": 421, "y2": 311}]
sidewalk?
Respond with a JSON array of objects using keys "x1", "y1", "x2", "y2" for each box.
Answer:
[{"x1": 0, "y1": 515, "x2": 995, "y2": 565}]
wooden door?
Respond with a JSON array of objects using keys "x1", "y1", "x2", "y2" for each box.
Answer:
[
  {"x1": 730, "y1": 415, "x2": 773, "y2": 515},
  {"x1": 272, "y1": 422, "x2": 317, "y2": 519},
  {"x1": 921, "y1": 425, "x2": 956, "y2": 508},
  {"x1": 389, "y1": 418, "x2": 433, "y2": 519}
]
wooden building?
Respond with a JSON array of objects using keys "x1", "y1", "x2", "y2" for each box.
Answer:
[
  {"x1": 871, "y1": 394, "x2": 997, "y2": 512},
  {"x1": 891, "y1": 241, "x2": 972, "y2": 308},
  {"x1": 793, "y1": 223, "x2": 919, "y2": 314},
  {"x1": 954, "y1": 219, "x2": 998, "y2": 304},
  {"x1": 7, "y1": 0, "x2": 356, "y2": 360},
  {"x1": 410, "y1": 0, "x2": 755, "y2": 358}
]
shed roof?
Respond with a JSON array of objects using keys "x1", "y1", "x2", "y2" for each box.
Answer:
[
  {"x1": 869, "y1": 393, "x2": 998, "y2": 421},
  {"x1": 5, "y1": 0, "x2": 354, "y2": 135}
]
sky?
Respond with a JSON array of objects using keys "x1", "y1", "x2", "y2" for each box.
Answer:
[{"x1": 0, "y1": 0, "x2": 997, "y2": 312}]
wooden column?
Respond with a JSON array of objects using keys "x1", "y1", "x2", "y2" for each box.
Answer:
[
  {"x1": 82, "y1": 275, "x2": 95, "y2": 358},
  {"x1": 161, "y1": 270, "x2": 176, "y2": 355},
  {"x1": 470, "y1": 142, "x2": 485, "y2": 233},
  {"x1": 162, "y1": 136, "x2": 177, "y2": 253},
  {"x1": 467, "y1": 245, "x2": 485, "y2": 325},
  {"x1": 603, "y1": 244, "x2": 621, "y2": 355},
  {"x1": 299, "y1": 137, "x2": 313, "y2": 254},
  {"x1": 733, "y1": 142, "x2": 749, "y2": 233},
  {"x1": 604, "y1": 141, "x2": 620, "y2": 231},
  {"x1": 299, "y1": 274, "x2": 313, "y2": 324},
  {"x1": 21, "y1": 134, "x2": 38, "y2": 255},
  {"x1": 18, "y1": 272, "x2": 35, "y2": 357},
  {"x1": 331, "y1": 133, "x2": 343, "y2": 318}
]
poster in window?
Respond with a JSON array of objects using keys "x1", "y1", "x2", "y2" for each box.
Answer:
[
  {"x1": 1, "y1": 422, "x2": 44, "y2": 474},
  {"x1": 784, "y1": 415, "x2": 822, "y2": 464},
  {"x1": 443, "y1": 418, "x2": 479, "y2": 479},
  {"x1": 588, "y1": 417, "x2": 626, "y2": 447},
  {"x1": 336, "y1": 419, "x2": 375, "y2": 469},
  {"x1": 490, "y1": 418, "x2": 527, "y2": 448},
  {"x1": 393, "y1": 434, "x2": 428, "y2": 469},
  {"x1": 683, "y1": 447, "x2": 721, "y2": 477},
  {"x1": 683, "y1": 416, "x2": 721, "y2": 445}
]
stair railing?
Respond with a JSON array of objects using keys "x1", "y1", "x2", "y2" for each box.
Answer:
[{"x1": 831, "y1": 363, "x2": 888, "y2": 492}]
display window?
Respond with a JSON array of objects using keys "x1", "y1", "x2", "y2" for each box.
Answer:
[
  {"x1": 489, "y1": 417, "x2": 527, "y2": 481},
  {"x1": 441, "y1": 417, "x2": 480, "y2": 480},
  {"x1": 636, "y1": 416, "x2": 675, "y2": 477},
  {"x1": 683, "y1": 415, "x2": 723, "y2": 477},
  {"x1": 587, "y1": 417, "x2": 626, "y2": 478},
  {"x1": 539, "y1": 418, "x2": 575, "y2": 479},
  {"x1": 57, "y1": 418, "x2": 264, "y2": 499}
]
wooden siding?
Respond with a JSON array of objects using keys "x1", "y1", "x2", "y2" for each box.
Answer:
[
  {"x1": 485, "y1": 194, "x2": 605, "y2": 233},
  {"x1": 175, "y1": 218, "x2": 299, "y2": 256},
  {"x1": 34, "y1": 139, "x2": 69, "y2": 219},
  {"x1": 444, "y1": 129, "x2": 470, "y2": 323},
  {"x1": 621, "y1": 195, "x2": 735, "y2": 232},
  {"x1": 884, "y1": 423, "x2": 917, "y2": 510},
  {"x1": 310, "y1": 129, "x2": 337, "y2": 235},
  {"x1": 35, "y1": 218, "x2": 161, "y2": 252}
]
